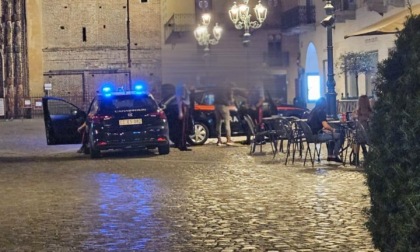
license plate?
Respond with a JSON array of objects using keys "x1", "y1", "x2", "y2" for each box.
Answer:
[{"x1": 119, "y1": 118, "x2": 142, "y2": 126}]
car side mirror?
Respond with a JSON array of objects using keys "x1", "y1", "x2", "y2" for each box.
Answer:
[{"x1": 71, "y1": 109, "x2": 78, "y2": 116}]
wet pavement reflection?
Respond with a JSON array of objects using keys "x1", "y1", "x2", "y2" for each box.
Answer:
[{"x1": 0, "y1": 119, "x2": 377, "y2": 251}]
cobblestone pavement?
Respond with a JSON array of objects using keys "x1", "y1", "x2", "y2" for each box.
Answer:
[{"x1": 0, "y1": 119, "x2": 377, "y2": 252}]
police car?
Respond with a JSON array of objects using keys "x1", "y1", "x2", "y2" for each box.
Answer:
[
  {"x1": 42, "y1": 85, "x2": 170, "y2": 158},
  {"x1": 161, "y1": 86, "x2": 307, "y2": 146}
]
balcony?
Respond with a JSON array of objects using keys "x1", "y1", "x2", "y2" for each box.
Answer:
[
  {"x1": 263, "y1": 51, "x2": 289, "y2": 68},
  {"x1": 164, "y1": 14, "x2": 195, "y2": 44},
  {"x1": 281, "y1": 5, "x2": 316, "y2": 35},
  {"x1": 366, "y1": 0, "x2": 405, "y2": 15},
  {"x1": 333, "y1": 0, "x2": 356, "y2": 22}
]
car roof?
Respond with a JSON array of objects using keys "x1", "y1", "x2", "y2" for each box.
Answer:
[{"x1": 97, "y1": 91, "x2": 152, "y2": 98}]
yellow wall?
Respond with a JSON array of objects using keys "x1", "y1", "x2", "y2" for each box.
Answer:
[
  {"x1": 26, "y1": 0, "x2": 44, "y2": 96},
  {"x1": 162, "y1": 0, "x2": 194, "y2": 23}
]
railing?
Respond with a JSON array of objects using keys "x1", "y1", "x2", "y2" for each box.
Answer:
[
  {"x1": 333, "y1": 0, "x2": 357, "y2": 11},
  {"x1": 338, "y1": 99, "x2": 357, "y2": 113},
  {"x1": 333, "y1": 0, "x2": 357, "y2": 22},
  {"x1": 281, "y1": 5, "x2": 316, "y2": 31}
]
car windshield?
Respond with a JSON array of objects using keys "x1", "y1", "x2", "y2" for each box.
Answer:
[{"x1": 99, "y1": 95, "x2": 157, "y2": 112}]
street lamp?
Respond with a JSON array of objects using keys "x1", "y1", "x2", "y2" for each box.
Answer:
[
  {"x1": 229, "y1": 0, "x2": 267, "y2": 43},
  {"x1": 194, "y1": 13, "x2": 223, "y2": 52},
  {"x1": 321, "y1": 0, "x2": 337, "y2": 118}
]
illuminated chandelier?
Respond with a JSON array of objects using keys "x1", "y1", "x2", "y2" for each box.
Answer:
[
  {"x1": 229, "y1": 0, "x2": 267, "y2": 41},
  {"x1": 194, "y1": 13, "x2": 223, "y2": 52}
]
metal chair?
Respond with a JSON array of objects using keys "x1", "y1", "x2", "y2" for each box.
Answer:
[
  {"x1": 284, "y1": 119, "x2": 305, "y2": 165},
  {"x1": 243, "y1": 115, "x2": 273, "y2": 155},
  {"x1": 349, "y1": 120, "x2": 370, "y2": 166},
  {"x1": 296, "y1": 120, "x2": 333, "y2": 167},
  {"x1": 266, "y1": 117, "x2": 292, "y2": 159}
]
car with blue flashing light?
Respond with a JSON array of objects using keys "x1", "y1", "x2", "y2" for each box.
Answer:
[{"x1": 42, "y1": 85, "x2": 170, "y2": 158}]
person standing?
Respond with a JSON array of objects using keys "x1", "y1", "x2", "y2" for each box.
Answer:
[
  {"x1": 214, "y1": 83, "x2": 234, "y2": 146},
  {"x1": 175, "y1": 83, "x2": 192, "y2": 151}
]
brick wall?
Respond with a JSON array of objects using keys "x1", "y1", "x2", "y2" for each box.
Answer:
[{"x1": 41, "y1": 0, "x2": 162, "y2": 97}]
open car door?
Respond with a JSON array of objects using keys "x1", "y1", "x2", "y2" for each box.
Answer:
[{"x1": 42, "y1": 97, "x2": 86, "y2": 145}]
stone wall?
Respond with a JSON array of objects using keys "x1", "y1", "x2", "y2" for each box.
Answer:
[{"x1": 41, "y1": 0, "x2": 162, "y2": 98}]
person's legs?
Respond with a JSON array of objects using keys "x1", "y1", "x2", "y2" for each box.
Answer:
[
  {"x1": 317, "y1": 132, "x2": 342, "y2": 163},
  {"x1": 361, "y1": 144, "x2": 368, "y2": 156},
  {"x1": 215, "y1": 105, "x2": 223, "y2": 144},
  {"x1": 222, "y1": 105, "x2": 232, "y2": 143},
  {"x1": 317, "y1": 133, "x2": 334, "y2": 156},
  {"x1": 179, "y1": 104, "x2": 190, "y2": 150},
  {"x1": 332, "y1": 131, "x2": 343, "y2": 158}
]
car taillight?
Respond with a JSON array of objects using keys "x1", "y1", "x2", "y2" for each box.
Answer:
[
  {"x1": 91, "y1": 115, "x2": 113, "y2": 123},
  {"x1": 151, "y1": 110, "x2": 167, "y2": 120},
  {"x1": 157, "y1": 137, "x2": 167, "y2": 142}
]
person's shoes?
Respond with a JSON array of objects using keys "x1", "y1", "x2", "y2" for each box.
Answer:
[
  {"x1": 216, "y1": 142, "x2": 223, "y2": 146},
  {"x1": 226, "y1": 141, "x2": 236, "y2": 146},
  {"x1": 327, "y1": 156, "x2": 342, "y2": 162},
  {"x1": 77, "y1": 146, "x2": 85, "y2": 153},
  {"x1": 179, "y1": 147, "x2": 192, "y2": 151},
  {"x1": 241, "y1": 140, "x2": 251, "y2": 145}
]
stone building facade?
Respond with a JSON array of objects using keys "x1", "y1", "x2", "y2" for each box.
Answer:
[
  {"x1": 0, "y1": 0, "x2": 162, "y2": 119},
  {"x1": 2, "y1": 0, "x2": 301, "y2": 118},
  {"x1": 40, "y1": 0, "x2": 162, "y2": 101}
]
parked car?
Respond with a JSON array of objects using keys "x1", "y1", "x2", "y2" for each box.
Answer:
[
  {"x1": 160, "y1": 86, "x2": 307, "y2": 145},
  {"x1": 42, "y1": 86, "x2": 170, "y2": 158}
]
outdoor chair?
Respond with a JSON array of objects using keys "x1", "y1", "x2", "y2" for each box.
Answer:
[
  {"x1": 284, "y1": 119, "x2": 305, "y2": 165},
  {"x1": 244, "y1": 115, "x2": 274, "y2": 155},
  {"x1": 348, "y1": 120, "x2": 370, "y2": 166},
  {"x1": 296, "y1": 120, "x2": 332, "y2": 167},
  {"x1": 266, "y1": 117, "x2": 292, "y2": 159}
]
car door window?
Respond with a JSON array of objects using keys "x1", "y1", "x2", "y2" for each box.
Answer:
[
  {"x1": 88, "y1": 99, "x2": 99, "y2": 115},
  {"x1": 203, "y1": 94, "x2": 215, "y2": 105},
  {"x1": 47, "y1": 99, "x2": 79, "y2": 116}
]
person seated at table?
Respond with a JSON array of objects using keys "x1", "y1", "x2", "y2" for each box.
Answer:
[
  {"x1": 350, "y1": 95, "x2": 373, "y2": 165},
  {"x1": 307, "y1": 97, "x2": 343, "y2": 163}
]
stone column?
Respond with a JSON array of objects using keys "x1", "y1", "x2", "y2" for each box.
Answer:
[
  {"x1": 5, "y1": 0, "x2": 14, "y2": 119},
  {"x1": 0, "y1": 1, "x2": 3, "y2": 99},
  {"x1": 14, "y1": 0, "x2": 24, "y2": 118}
]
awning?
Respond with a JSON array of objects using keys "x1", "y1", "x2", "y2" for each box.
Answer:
[{"x1": 344, "y1": 4, "x2": 420, "y2": 39}]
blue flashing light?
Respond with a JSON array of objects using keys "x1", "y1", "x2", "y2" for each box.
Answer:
[
  {"x1": 102, "y1": 86, "x2": 112, "y2": 93},
  {"x1": 134, "y1": 84, "x2": 143, "y2": 91}
]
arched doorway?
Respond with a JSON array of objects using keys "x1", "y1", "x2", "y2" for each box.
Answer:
[{"x1": 304, "y1": 42, "x2": 321, "y2": 108}]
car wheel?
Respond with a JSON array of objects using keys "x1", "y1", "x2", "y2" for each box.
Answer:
[
  {"x1": 187, "y1": 122, "x2": 209, "y2": 146},
  {"x1": 89, "y1": 130, "x2": 100, "y2": 159},
  {"x1": 158, "y1": 144, "x2": 170, "y2": 155}
]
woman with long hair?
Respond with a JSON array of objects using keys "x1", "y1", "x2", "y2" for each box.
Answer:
[{"x1": 350, "y1": 95, "x2": 373, "y2": 165}]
